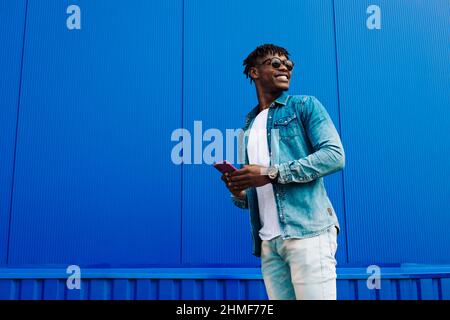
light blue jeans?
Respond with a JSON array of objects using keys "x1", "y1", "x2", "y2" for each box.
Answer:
[{"x1": 261, "y1": 226, "x2": 338, "y2": 300}]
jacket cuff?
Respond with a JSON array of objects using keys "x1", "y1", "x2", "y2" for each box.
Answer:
[
  {"x1": 276, "y1": 163, "x2": 292, "y2": 184},
  {"x1": 231, "y1": 194, "x2": 248, "y2": 209}
]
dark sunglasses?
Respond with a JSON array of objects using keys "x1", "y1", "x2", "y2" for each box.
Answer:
[{"x1": 256, "y1": 57, "x2": 295, "y2": 71}]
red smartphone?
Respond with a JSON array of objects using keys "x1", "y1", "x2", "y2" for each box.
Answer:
[{"x1": 213, "y1": 160, "x2": 238, "y2": 174}]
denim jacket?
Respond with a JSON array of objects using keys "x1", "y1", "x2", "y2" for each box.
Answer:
[{"x1": 231, "y1": 91, "x2": 345, "y2": 257}]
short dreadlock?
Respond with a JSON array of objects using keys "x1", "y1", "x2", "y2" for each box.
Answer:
[{"x1": 243, "y1": 44, "x2": 290, "y2": 83}]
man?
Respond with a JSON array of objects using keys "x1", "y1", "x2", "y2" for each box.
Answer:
[{"x1": 221, "y1": 44, "x2": 345, "y2": 300}]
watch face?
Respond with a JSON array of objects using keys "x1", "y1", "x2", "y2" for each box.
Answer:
[{"x1": 268, "y1": 167, "x2": 277, "y2": 179}]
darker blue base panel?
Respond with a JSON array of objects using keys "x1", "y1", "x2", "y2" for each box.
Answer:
[{"x1": 0, "y1": 265, "x2": 449, "y2": 300}]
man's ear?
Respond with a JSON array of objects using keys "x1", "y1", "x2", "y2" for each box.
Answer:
[{"x1": 249, "y1": 67, "x2": 259, "y2": 81}]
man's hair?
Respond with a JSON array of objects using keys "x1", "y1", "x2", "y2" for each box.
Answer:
[{"x1": 243, "y1": 44, "x2": 290, "y2": 83}]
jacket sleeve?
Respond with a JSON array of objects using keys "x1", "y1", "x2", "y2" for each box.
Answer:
[
  {"x1": 231, "y1": 192, "x2": 249, "y2": 209},
  {"x1": 276, "y1": 96, "x2": 345, "y2": 184}
]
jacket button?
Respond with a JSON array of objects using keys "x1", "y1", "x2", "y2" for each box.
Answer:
[{"x1": 327, "y1": 208, "x2": 333, "y2": 216}]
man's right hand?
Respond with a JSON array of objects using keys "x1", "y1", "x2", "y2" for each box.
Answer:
[{"x1": 221, "y1": 173, "x2": 246, "y2": 199}]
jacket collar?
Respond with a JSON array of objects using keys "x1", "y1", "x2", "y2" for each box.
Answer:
[
  {"x1": 273, "y1": 90, "x2": 290, "y2": 106},
  {"x1": 245, "y1": 91, "x2": 290, "y2": 122}
]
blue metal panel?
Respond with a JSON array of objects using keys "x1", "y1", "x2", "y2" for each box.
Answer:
[
  {"x1": 336, "y1": 280, "x2": 355, "y2": 300},
  {"x1": 8, "y1": 1, "x2": 183, "y2": 265},
  {"x1": 334, "y1": 1, "x2": 450, "y2": 264},
  {"x1": 379, "y1": 279, "x2": 397, "y2": 300},
  {"x1": 159, "y1": 280, "x2": 180, "y2": 300},
  {"x1": 356, "y1": 280, "x2": 377, "y2": 300},
  {"x1": 397, "y1": 279, "x2": 419, "y2": 300},
  {"x1": 203, "y1": 279, "x2": 225, "y2": 300},
  {"x1": 135, "y1": 279, "x2": 158, "y2": 299},
  {"x1": 66, "y1": 279, "x2": 89, "y2": 300},
  {"x1": 20, "y1": 279, "x2": 42, "y2": 300},
  {"x1": 42, "y1": 279, "x2": 65, "y2": 300},
  {"x1": 441, "y1": 279, "x2": 450, "y2": 300},
  {"x1": 90, "y1": 280, "x2": 112, "y2": 300},
  {"x1": 419, "y1": 279, "x2": 440, "y2": 300},
  {"x1": 182, "y1": 0, "x2": 347, "y2": 266},
  {"x1": 0, "y1": 1, "x2": 27, "y2": 265},
  {"x1": 225, "y1": 280, "x2": 243, "y2": 300},
  {"x1": 0, "y1": 265, "x2": 448, "y2": 300},
  {"x1": 246, "y1": 280, "x2": 268, "y2": 300},
  {"x1": 180, "y1": 279, "x2": 202, "y2": 299},
  {"x1": 0, "y1": 280, "x2": 18, "y2": 300}
]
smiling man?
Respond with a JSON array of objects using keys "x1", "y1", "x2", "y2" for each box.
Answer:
[{"x1": 221, "y1": 44, "x2": 345, "y2": 300}]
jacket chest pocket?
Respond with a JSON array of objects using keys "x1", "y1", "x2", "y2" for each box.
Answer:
[{"x1": 273, "y1": 113, "x2": 301, "y2": 137}]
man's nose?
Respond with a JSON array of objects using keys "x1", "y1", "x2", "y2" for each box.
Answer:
[{"x1": 278, "y1": 62, "x2": 289, "y2": 72}]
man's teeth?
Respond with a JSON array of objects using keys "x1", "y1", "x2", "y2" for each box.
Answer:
[{"x1": 278, "y1": 75, "x2": 288, "y2": 81}]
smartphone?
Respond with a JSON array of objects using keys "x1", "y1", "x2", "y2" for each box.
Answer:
[{"x1": 213, "y1": 160, "x2": 238, "y2": 174}]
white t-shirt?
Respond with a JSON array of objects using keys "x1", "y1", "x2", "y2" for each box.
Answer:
[{"x1": 247, "y1": 108, "x2": 281, "y2": 241}]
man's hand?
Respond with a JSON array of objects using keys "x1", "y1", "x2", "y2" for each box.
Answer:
[
  {"x1": 228, "y1": 165, "x2": 271, "y2": 190},
  {"x1": 221, "y1": 173, "x2": 246, "y2": 199}
]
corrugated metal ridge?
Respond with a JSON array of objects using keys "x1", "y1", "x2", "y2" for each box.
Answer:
[{"x1": 1, "y1": 265, "x2": 450, "y2": 280}]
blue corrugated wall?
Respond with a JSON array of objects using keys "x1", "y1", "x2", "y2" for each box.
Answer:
[{"x1": 0, "y1": 0, "x2": 449, "y2": 299}]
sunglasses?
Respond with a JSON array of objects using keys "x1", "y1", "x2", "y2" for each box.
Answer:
[{"x1": 256, "y1": 57, "x2": 295, "y2": 71}]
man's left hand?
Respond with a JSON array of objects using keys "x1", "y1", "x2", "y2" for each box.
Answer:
[{"x1": 228, "y1": 165, "x2": 271, "y2": 190}]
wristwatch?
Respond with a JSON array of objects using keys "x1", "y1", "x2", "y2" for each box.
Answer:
[{"x1": 267, "y1": 165, "x2": 279, "y2": 183}]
